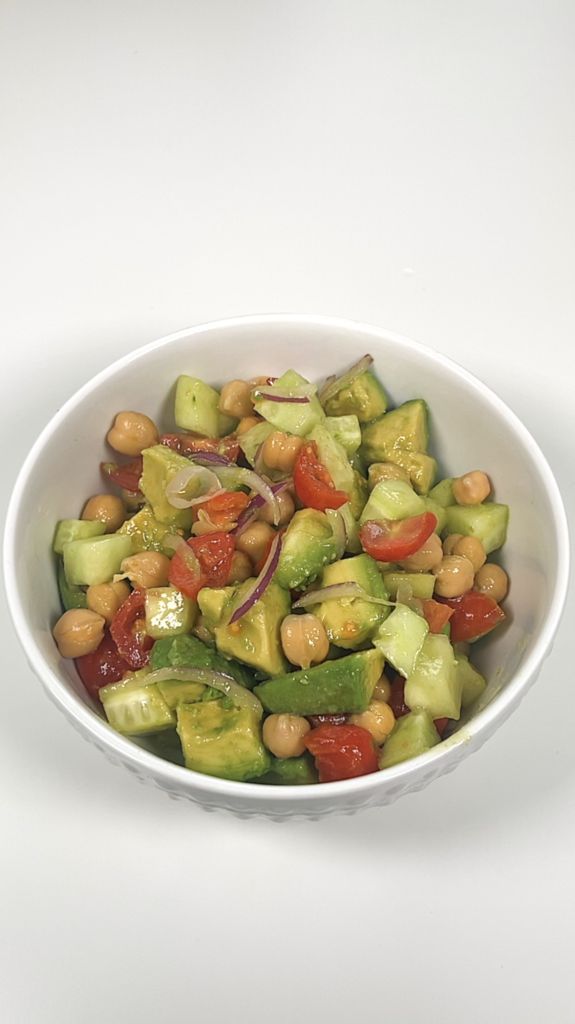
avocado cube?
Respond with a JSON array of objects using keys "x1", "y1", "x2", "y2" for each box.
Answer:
[
  {"x1": 359, "y1": 479, "x2": 425, "y2": 525},
  {"x1": 368, "y1": 462, "x2": 411, "y2": 489},
  {"x1": 323, "y1": 369, "x2": 388, "y2": 423},
  {"x1": 360, "y1": 399, "x2": 429, "y2": 463},
  {"x1": 443, "y1": 503, "x2": 509, "y2": 555},
  {"x1": 349, "y1": 469, "x2": 370, "y2": 519},
  {"x1": 261, "y1": 754, "x2": 318, "y2": 786},
  {"x1": 315, "y1": 553, "x2": 390, "y2": 650},
  {"x1": 53, "y1": 518, "x2": 106, "y2": 555},
  {"x1": 174, "y1": 375, "x2": 236, "y2": 437},
  {"x1": 156, "y1": 679, "x2": 206, "y2": 709},
  {"x1": 325, "y1": 415, "x2": 362, "y2": 455},
  {"x1": 176, "y1": 701, "x2": 270, "y2": 781},
  {"x1": 140, "y1": 445, "x2": 195, "y2": 529},
  {"x1": 253, "y1": 370, "x2": 325, "y2": 436},
  {"x1": 275, "y1": 509, "x2": 341, "y2": 590},
  {"x1": 254, "y1": 649, "x2": 383, "y2": 715},
  {"x1": 118, "y1": 504, "x2": 178, "y2": 554},
  {"x1": 213, "y1": 580, "x2": 290, "y2": 677},
  {"x1": 144, "y1": 586, "x2": 197, "y2": 639},
  {"x1": 63, "y1": 534, "x2": 134, "y2": 586},
  {"x1": 404, "y1": 633, "x2": 461, "y2": 720},
  {"x1": 379, "y1": 710, "x2": 441, "y2": 769},
  {"x1": 383, "y1": 572, "x2": 435, "y2": 600},
  {"x1": 383, "y1": 450, "x2": 437, "y2": 495},
  {"x1": 150, "y1": 632, "x2": 255, "y2": 688},
  {"x1": 373, "y1": 604, "x2": 429, "y2": 678}
]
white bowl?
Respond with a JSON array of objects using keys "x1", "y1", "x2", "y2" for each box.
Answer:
[{"x1": 4, "y1": 315, "x2": 570, "y2": 819}]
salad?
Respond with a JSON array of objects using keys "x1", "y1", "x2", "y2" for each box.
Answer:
[{"x1": 51, "y1": 357, "x2": 509, "y2": 785}]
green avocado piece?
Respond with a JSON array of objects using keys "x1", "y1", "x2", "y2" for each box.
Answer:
[
  {"x1": 314, "y1": 553, "x2": 391, "y2": 650},
  {"x1": 63, "y1": 534, "x2": 134, "y2": 586},
  {"x1": 360, "y1": 399, "x2": 429, "y2": 463},
  {"x1": 359, "y1": 479, "x2": 425, "y2": 525},
  {"x1": 275, "y1": 508, "x2": 341, "y2": 590},
  {"x1": 100, "y1": 675, "x2": 176, "y2": 736},
  {"x1": 442, "y1": 503, "x2": 509, "y2": 555},
  {"x1": 174, "y1": 375, "x2": 236, "y2": 437},
  {"x1": 176, "y1": 701, "x2": 270, "y2": 781},
  {"x1": 57, "y1": 558, "x2": 87, "y2": 610},
  {"x1": 260, "y1": 754, "x2": 318, "y2": 786},
  {"x1": 213, "y1": 579, "x2": 290, "y2": 677},
  {"x1": 254, "y1": 648, "x2": 383, "y2": 715},
  {"x1": 379, "y1": 710, "x2": 441, "y2": 769},
  {"x1": 383, "y1": 572, "x2": 435, "y2": 600},
  {"x1": 307, "y1": 424, "x2": 355, "y2": 496},
  {"x1": 323, "y1": 369, "x2": 388, "y2": 423},
  {"x1": 139, "y1": 445, "x2": 194, "y2": 529},
  {"x1": 150, "y1": 633, "x2": 255, "y2": 688},
  {"x1": 373, "y1": 604, "x2": 429, "y2": 678},
  {"x1": 368, "y1": 462, "x2": 411, "y2": 489},
  {"x1": 325, "y1": 415, "x2": 362, "y2": 455},
  {"x1": 118, "y1": 504, "x2": 178, "y2": 554},
  {"x1": 53, "y1": 519, "x2": 106, "y2": 555},
  {"x1": 428, "y1": 478, "x2": 455, "y2": 508},
  {"x1": 382, "y1": 450, "x2": 437, "y2": 495},
  {"x1": 456, "y1": 653, "x2": 487, "y2": 709},
  {"x1": 253, "y1": 370, "x2": 325, "y2": 437},
  {"x1": 404, "y1": 633, "x2": 461, "y2": 720},
  {"x1": 349, "y1": 469, "x2": 369, "y2": 519}
]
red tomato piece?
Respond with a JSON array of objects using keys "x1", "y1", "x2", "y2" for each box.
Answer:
[
  {"x1": 75, "y1": 630, "x2": 131, "y2": 701},
  {"x1": 198, "y1": 491, "x2": 250, "y2": 530},
  {"x1": 168, "y1": 532, "x2": 235, "y2": 600},
  {"x1": 439, "y1": 591, "x2": 505, "y2": 643},
  {"x1": 388, "y1": 675, "x2": 410, "y2": 719},
  {"x1": 159, "y1": 433, "x2": 240, "y2": 462},
  {"x1": 293, "y1": 442, "x2": 348, "y2": 511},
  {"x1": 307, "y1": 713, "x2": 348, "y2": 729},
  {"x1": 101, "y1": 457, "x2": 143, "y2": 494},
  {"x1": 359, "y1": 512, "x2": 437, "y2": 562},
  {"x1": 304, "y1": 724, "x2": 379, "y2": 782},
  {"x1": 421, "y1": 598, "x2": 454, "y2": 634},
  {"x1": 434, "y1": 717, "x2": 450, "y2": 737},
  {"x1": 109, "y1": 589, "x2": 153, "y2": 670}
]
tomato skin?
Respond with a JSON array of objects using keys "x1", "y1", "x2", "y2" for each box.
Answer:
[
  {"x1": 109, "y1": 590, "x2": 153, "y2": 670},
  {"x1": 75, "y1": 631, "x2": 131, "y2": 701},
  {"x1": 159, "y1": 434, "x2": 240, "y2": 462},
  {"x1": 421, "y1": 599, "x2": 454, "y2": 634},
  {"x1": 438, "y1": 591, "x2": 505, "y2": 643},
  {"x1": 304, "y1": 724, "x2": 379, "y2": 782},
  {"x1": 198, "y1": 491, "x2": 250, "y2": 529},
  {"x1": 434, "y1": 717, "x2": 449, "y2": 737},
  {"x1": 101, "y1": 457, "x2": 143, "y2": 493},
  {"x1": 388, "y1": 676, "x2": 410, "y2": 719},
  {"x1": 359, "y1": 512, "x2": 437, "y2": 562},
  {"x1": 293, "y1": 442, "x2": 348, "y2": 511},
  {"x1": 168, "y1": 532, "x2": 235, "y2": 600}
]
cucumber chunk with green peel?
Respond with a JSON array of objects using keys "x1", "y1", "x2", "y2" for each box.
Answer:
[
  {"x1": 238, "y1": 421, "x2": 274, "y2": 468},
  {"x1": 57, "y1": 559, "x2": 87, "y2": 610},
  {"x1": 360, "y1": 399, "x2": 429, "y2": 463},
  {"x1": 443, "y1": 503, "x2": 509, "y2": 554},
  {"x1": 314, "y1": 553, "x2": 390, "y2": 650},
  {"x1": 404, "y1": 633, "x2": 461, "y2": 720},
  {"x1": 100, "y1": 676, "x2": 175, "y2": 735},
  {"x1": 307, "y1": 424, "x2": 355, "y2": 495},
  {"x1": 383, "y1": 450, "x2": 437, "y2": 495},
  {"x1": 254, "y1": 649, "x2": 383, "y2": 716},
  {"x1": 177, "y1": 701, "x2": 270, "y2": 781},
  {"x1": 373, "y1": 604, "x2": 429, "y2": 678},
  {"x1": 275, "y1": 508, "x2": 341, "y2": 590},
  {"x1": 332, "y1": 502, "x2": 362, "y2": 554},
  {"x1": 253, "y1": 370, "x2": 325, "y2": 436},
  {"x1": 260, "y1": 754, "x2": 318, "y2": 785},
  {"x1": 118, "y1": 504, "x2": 177, "y2": 554},
  {"x1": 323, "y1": 369, "x2": 388, "y2": 423},
  {"x1": 428, "y1": 478, "x2": 455, "y2": 508},
  {"x1": 379, "y1": 710, "x2": 440, "y2": 769},
  {"x1": 325, "y1": 415, "x2": 362, "y2": 455},
  {"x1": 53, "y1": 519, "x2": 106, "y2": 555},
  {"x1": 359, "y1": 479, "x2": 425, "y2": 526},
  {"x1": 197, "y1": 587, "x2": 233, "y2": 631},
  {"x1": 63, "y1": 534, "x2": 133, "y2": 586},
  {"x1": 456, "y1": 653, "x2": 487, "y2": 709},
  {"x1": 174, "y1": 375, "x2": 236, "y2": 437},
  {"x1": 144, "y1": 586, "x2": 197, "y2": 639},
  {"x1": 140, "y1": 445, "x2": 197, "y2": 529},
  {"x1": 383, "y1": 572, "x2": 435, "y2": 600}
]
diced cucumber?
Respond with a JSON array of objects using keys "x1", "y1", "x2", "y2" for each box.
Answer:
[
  {"x1": 443, "y1": 503, "x2": 509, "y2": 554},
  {"x1": 360, "y1": 399, "x2": 429, "y2": 463},
  {"x1": 323, "y1": 369, "x2": 388, "y2": 423},
  {"x1": 118, "y1": 505, "x2": 177, "y2": 554},
  {"x1": 456, "y1": 653, "x2": 487, "y2": 709},
  {"x1": 404, "y1": 633, "x2": 461, "y2": 720},
  {"x1": 373, "y1": 604, "x2": 429, "y2": 678},
  {"x1": 383, "y1": 572, "x2": 435, "y2": 600},
  {"x1": 139, "y1": 445, "x2": 193, "y2": 529},
  {"x1": 156, "y1": 678, "x2": 206, "y2": 709},
  {"x1": 368, "y1": 462, "x2": 411, "y2": 489},
  {"x1": 174, "y1": 375, "x2": 236, "y2": 437},
  {"x1": 63, "y1": 534, "x2": 133, "y2": 586},
  {"x1": 238, "y1": 421, "x2": 274, "y2": 468},
  {"x1": 144, "y1": 586, "x2": 197, "y2": 639},
  {"x1": 383, "y1": 450, "x2": 437, "y2": 495},
  {"x1": 177, "y1": 701, "x2": 270, "y2": 781},
  {"x1": 100, "y1": 676, "x2": 175, "y2": 735},
  {"x1": 53, "y1": 519, "x2": 106, "y2": 555},
  {"x1": 379, "y1": 710, "x2": 440, "y2": 769},
  {"x1": 57, "y1": 559, "x2": 87, "y2": 610},
  {"x1": 307, "y1": 424, "x2": 354, "y2": 495},
  {"x1": 359, "y1": 479, "x2": 425, "y2": 525},
  {"x1": 253, "y1": 370, "x2": 325, "y2": 436},
  {"x1": 325, "y1": 415, "x2": 362, "y2": 455},
  {"x1": 254, "y1": 649, "x2": 383, "y2": 715},
  {"x1": 422, "y1": 497, "x2": 447, "y2": 534},
  {"x1": 428, "y1": 478, "x2": 455, "y2": 508}
]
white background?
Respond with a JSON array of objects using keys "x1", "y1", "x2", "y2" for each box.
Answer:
[{"x1": 1, "y1": 2, "x2": 574, "y2": 1022}]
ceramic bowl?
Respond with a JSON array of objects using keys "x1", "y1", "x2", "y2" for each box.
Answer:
[{"x1": 4, "y1": 315, "x2": 569, "y2": 818}]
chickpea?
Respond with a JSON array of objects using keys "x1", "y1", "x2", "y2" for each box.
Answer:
[
  {"x1": 443, "y1": 533, "x2": 463, "y2": 556},
  {"x1": 453, "y1": 535, "x2": 486, "y2": 573},
  {"x1": 82, "y1": 494, "x2": 126, "y2": 533},
  {"x1": 107, "y1": 411, "x2": 159, "y2": 457},
  {"x1": 452, "y1": 470, "x2": 491, "y2": 506},
  {"x1": 433, "y1": 555, "x2": 475, "y2": 598},
  {"x1": 120, "y1": 551, "x2": 171, "y2": 589},
  {"x1": 261, "y1": 431, "x2": 304, "y2": 474},
  {"x1": 218, "y1": 380, "x2": 254, "y2": 420},
  {"x1": 280, "y1": 613, "x2": 329, "y2": 669},
  {"x1": 399, "y1": 532, "x2": 443, "y2": 572},
  {"x1": 235, "y1": 522, "x2": 276, "y2": 567},
  {"x1": 474, "y1": 562, "x2": 509, "y2": 603},
  {"x1": 86, "y1": 580, "x2": 131, "y2": 623},
  {"x1": 236, "y1": 415, "x2": 261, "y2": 436},
  {"x1": 372, "y1": 674, "x2": 392, "y2": 704},
  {"x1": 262, "y1": 714, "x2": 311, "y2": 759},
  {"x1": 249, "y1": 375, "x2": 272, "y2": 388},
  {"x1": 368, "y1": 462, "x2": 410, "y2": 490},
  {"x1": 350, "y1": 701, "x2": 396, "y2": 745},
  {"x1": 53, "y1": 608, "x2": 105, "y2": 659},
  {"x1": 227, "y1": 550, "x2": 254, "y2": 584},
  {"x1": 258, "y1": 489, "x2": 295, "y2": 527}
]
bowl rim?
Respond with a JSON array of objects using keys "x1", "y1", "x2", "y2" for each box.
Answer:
[{"x1": 3, "y1": 312, "x2": 571, "y2": 803}]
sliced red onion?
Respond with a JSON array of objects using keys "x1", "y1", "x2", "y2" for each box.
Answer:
[
  {"x1": 190, "y1": 451, "x2": 233, "y2": 467},
  {"x1": 293, "y1": 582, "x2": 395, "y2": 609},
  {"x1": 232, "y1": 480, "x2": 291, "y2": 536},
  {"x1": 256, "y1": 392, "x2": 311, "y2": 404},
  {"x1": 252, "y1": 383, "x2": 315, "y2": 403},
  {"x1": 163, "y1": 533, "x2": 201, "y2": 575},
  {"x1": 319, "y1": 353, "x2": 374, "y2": 405},
  {"x1": 395, "y1": 580, "x2": 423, "y2": 616},
  {"x1": 228, "y1": 533, "x2": 283, "y2": 624},
  {"x1": 143, "y1": 667, "x2": 263, "y2": 718},
  {"x1": 215, "y1": 466, "x2": 281, "y2": 526},
  {"x1": 166, "y1": 466, "x2": 224, "y2": 509}
]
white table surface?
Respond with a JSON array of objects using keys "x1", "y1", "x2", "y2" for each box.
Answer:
[{"x1": 2, "y1": 3, "x2": 574, "y2": 1021}]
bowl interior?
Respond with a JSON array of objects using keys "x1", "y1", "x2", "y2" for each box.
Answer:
[{"x1": 6, "y1": 317, "x2": 563, "y2": 793}]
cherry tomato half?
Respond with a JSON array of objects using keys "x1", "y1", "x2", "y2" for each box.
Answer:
[
  {"x1": 438, "y1": 591, "x2": 505, "y2": 643},
  {"x1": 109, "y1": 589, "x2": 153, "y2": 670},
  {"x1": 359, "y1": 512, "x2": 437, "y2": 562},
  {"x1": 75, "y1": 630, "x2": 131, "y2": 701},
  {"x1": 293, "y1": 442, "x2": 348, "y2": 511},
  {"x1": 101, "y1": 457, "x2": 143, "y2": 494},
  {"x1": 197, "y1": 491, "x2": 250, "y2": 530},
  {"x1": 168, "y1": 532, "x2": 235, "y2": 600},
  {"x1": 304, "y1": 723, "x2": 378, "y2": 782}
]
